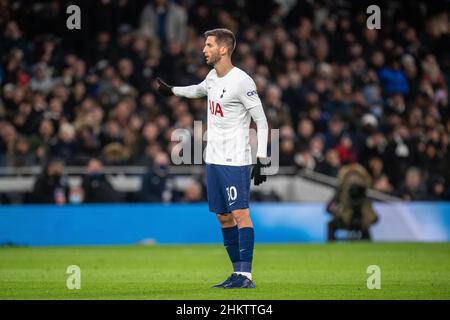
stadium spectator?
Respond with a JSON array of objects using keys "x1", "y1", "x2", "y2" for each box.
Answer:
[
  {"x1": 397, "y1": 167, "x2": 427, "y2": 200},
  {"x1": 426, "y1": 176, "x2": 447, "y2": 201},
  {"x1": 50, "y1": 123, "x2": 78, "y2": 164},
  {"x1": 81, "y1": 158, "x2": 121, "y2": 203},
  {"x1": 279, "y1": 138, "x2": 296, "y2": 166},
  {"x1": 138, "y1": 151, "x2": 171, "y2": 202},
  {"x1": 296, "y1": 118, "x2": 315, "y2": 150},
  {"x1": 377, "y1": 56, "x2": 409, "y2": 96},
  {"x1": 367, "y1": 157, "x2": 385, "y2": 182},
  {"x1": 30, "y1": 63, "x2": 55, "y2": 95},
  {"x1": 0, "y1": 122, "x2": 18, "y2": 166},
  {"x1": 139, "y1": 0, "x2": 188, "y2": 47},
  {"x1": 31, "y1": 158, "x2": 69, "y2": 204},
  {"x1": 324, "y1": 115, "x2": 345, "y2": 150},
  {"x1": 264, "y1": 84, "x2": 292, "y2": 128},
  {"x1": 11, "y1": 136, "x2": 35, "y2": 167},
  {"x1": 182, "y1": 181, "x2": 205, "y2": 203},
  {"x1": 309, "y1": 134, "x2": 325, "y2": 165},
  {"x1": 316, "y1": 148, "x2": 341, "y2": 177},
  {"x1": 335, "y1": 134, "x2": 357, "y2": 165},
  {"x1": 76, "y1": 124, "x2": 101, "y2": 162},
  {"x1": 29, "y1": 118, "x2": 55, "y2": 165},
  {"x1": 372, "y1": 174, "x2": 394, "y2": 194}
]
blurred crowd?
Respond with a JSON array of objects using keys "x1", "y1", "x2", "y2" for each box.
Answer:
[{"x1": 1, "y1": 0, "x2": 450, "y2": 203}]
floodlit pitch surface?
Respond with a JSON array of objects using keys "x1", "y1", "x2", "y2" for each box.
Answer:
[{"x1": 0, "y1": 243, "x2": 449, "y2": 299}]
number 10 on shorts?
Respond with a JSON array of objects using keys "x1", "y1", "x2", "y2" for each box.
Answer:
[{"x1": 226, "y1": 186, "x2": 237, "y2": 201}]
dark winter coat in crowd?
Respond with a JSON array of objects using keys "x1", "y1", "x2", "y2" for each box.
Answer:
[
  {"x1": 82, "y1": 173, "x2": 121, "y2": 203},
  {"x1": 31, "y1": 173, "x2": 69, "y2": 204},
  {"x1": 138, "y1": 166, "x2": 170, "y2": 202}
]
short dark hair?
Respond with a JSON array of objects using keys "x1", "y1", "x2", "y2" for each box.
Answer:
[{"x1": 204, "y1": 28, "x2": 236, "y2": 55}]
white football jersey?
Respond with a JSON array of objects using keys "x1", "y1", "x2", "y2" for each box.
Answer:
[{"x1": 173, "y1": 67, "x2": 265, "y2": 166}]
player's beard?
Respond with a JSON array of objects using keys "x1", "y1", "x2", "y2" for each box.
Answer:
[{"x1": 206, "y1": 51, "x2": 221, "y2": 66}]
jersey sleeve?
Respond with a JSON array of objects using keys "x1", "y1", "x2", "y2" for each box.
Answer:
[
  {"x1": 239, "y1": 76, "x2": 268, "y2": 158},
  {"x1": 172, "y1": 79, "x2": 207, "y2": 99},
  {"x1": 238, "y1": 76, "x2": 262, "y2": 110},
  {"x1": 248, "y1": 103, "x2": 269, "y2": 158}
]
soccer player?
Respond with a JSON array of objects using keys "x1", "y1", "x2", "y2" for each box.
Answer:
[{"x1": 156, "y1": 28, "x2": 269, "y2": 289}]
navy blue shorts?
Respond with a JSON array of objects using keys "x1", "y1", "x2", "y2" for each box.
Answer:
[{"x1": 205, "y1": 163, "x2": 252, "y2": 214}]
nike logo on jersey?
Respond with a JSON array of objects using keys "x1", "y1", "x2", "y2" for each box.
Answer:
[{"x1": 229, "y1": 201, "x2": 236, "y2": 206}]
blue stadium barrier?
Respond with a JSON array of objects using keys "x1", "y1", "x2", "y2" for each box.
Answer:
[{"x1": 0, "y1": 203, "x2": 449, "y2": 246}]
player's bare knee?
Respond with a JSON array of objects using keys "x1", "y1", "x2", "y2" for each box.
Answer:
[
  {"x1": 216, "y1": 213, "x2": 235, "y2": 227},
  {"x1": 232, "y1": 210, "x2": 252, "y2": 227}
]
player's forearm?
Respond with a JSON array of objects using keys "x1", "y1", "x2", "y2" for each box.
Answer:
[
  {"x1": 255, "y1": 122, "x2": 269, "y2": 159},
  {"x1": 249, "y1": 105, "x2": 269, "y2": 158},
  {"x1": 172, "y1": 85, "x2": 206, "y2": 99}
]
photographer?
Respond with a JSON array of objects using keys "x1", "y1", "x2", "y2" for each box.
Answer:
[{"x1": 326, "y1": 163, "x2": 379, "y2": 241}]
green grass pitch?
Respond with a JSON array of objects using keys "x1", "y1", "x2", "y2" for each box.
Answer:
[{"x1": 1, "y1": 243, "x2": 449, "y2": 299}]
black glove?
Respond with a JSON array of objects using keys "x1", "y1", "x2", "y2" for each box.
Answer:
[
  {"x1": 156, "y1": 77, "x2": 174, "y2": 96},
  {"x1": 251, "y1": 157, "x2": 268, "y2": 186}
]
